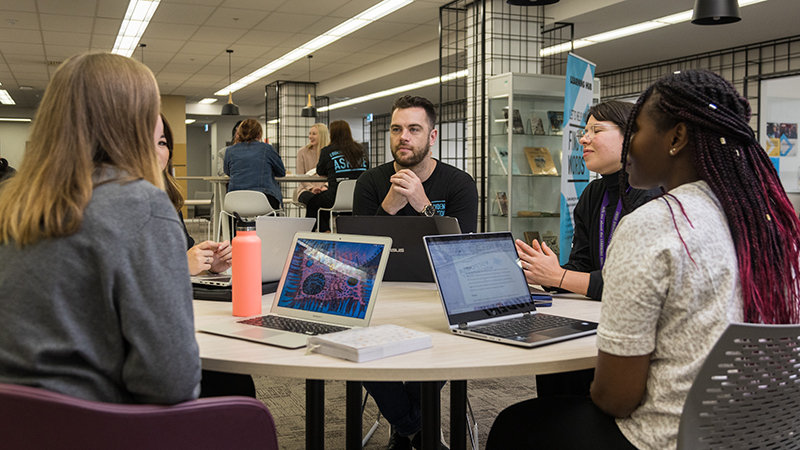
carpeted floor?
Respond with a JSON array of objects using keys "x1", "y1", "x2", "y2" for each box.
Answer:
[{"x1": 253, "y1": 375, "x2": 538, "y2": 450}]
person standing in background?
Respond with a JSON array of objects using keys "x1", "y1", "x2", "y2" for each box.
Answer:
[{"x1": 293, "y1": 123, "x2": 329, "y2": 204}]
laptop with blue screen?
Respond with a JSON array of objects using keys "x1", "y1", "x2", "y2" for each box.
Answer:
[
  {"x1": 424, "y1": 232, "x2": 597, "y2": 348},
  {"x1": 199, "y1": 232, "x2": 392, "y2": 348}
]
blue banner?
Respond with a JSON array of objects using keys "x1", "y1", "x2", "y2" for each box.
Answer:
[{"x1": 559, "y1": 53, "x2": 596, "y2": 264}]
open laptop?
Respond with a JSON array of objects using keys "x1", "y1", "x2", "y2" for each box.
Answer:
[
  {"x1": 424, "y1": 232, "x2": 597, "y2": 348},
  {"x1": 191, "y1": 216, "x2": 316, "y2": 287},
  {"x1": 336, "y1": 215, "x2": 461, "y2": 282},
  {"x1": 198, "y1": 232, "x2": 392, "y2": 349}
]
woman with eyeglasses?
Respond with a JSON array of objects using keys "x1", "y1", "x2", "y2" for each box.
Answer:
[
  {"x1": 516, "y1": 100, "x2": 658, "y2": 301},
  {"x1": 516, "y1": 100, "x2": 659, "y2": 398}
]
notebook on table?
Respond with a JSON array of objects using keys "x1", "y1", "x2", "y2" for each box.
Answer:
[
  {"x1": 423, "y1": 232, "x2": 597, "y2": 348},
  {"x1": 198, "y1": 232, "x2": 392, "y2": 349},
  {"x1": 191, "y1": 216, "x2": 316, "y2": 288},
  {"x1": 336, "y1": 215, "x2": 461, "y2": 282}
]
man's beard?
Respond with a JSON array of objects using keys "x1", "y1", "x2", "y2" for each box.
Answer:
[{"x1": 392, "y1": 142, "x2": 430, "y2": 168}]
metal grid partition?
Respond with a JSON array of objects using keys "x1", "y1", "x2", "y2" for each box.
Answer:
[
  {"x1": 264, "y1": 81, "x2": 329, "y2": 203},
  {"x1": 598, "y1": 34, "x2": 800, "y2": 137},
  {"x1": 364, "y1": 113, "x2": 392, "y2": 169},
  {"x1": 441, "y1": 0, "x2": 547, "y2": 230},
  {"x1": 541, "y1": 22, "x2": 573, "y2": 76}
]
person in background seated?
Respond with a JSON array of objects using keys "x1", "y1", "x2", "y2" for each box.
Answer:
[
  {"x1": 216, "y1": 120, "x2": 242, "y2": 176},
  {"x1": 0, "y1": 157, "x2": 15, "y2": 182},
  {"x1": 487, "y1": 69, "x2": 800, "y2": 450},
  {"x1": 0, "y1": 52, "x2": 201, "y2": 404},
  {"x1": 224, "y1": 118, "x2": 285, "y2": 209},
  {"x1": 292, "y1": 123, "x2": 329, "y2": 204},
  {"x1": 518, "y1": 101, "x2": 658, "y2": 399},
  {"x1": 157, "y1": 114, "x2": 232, "y2": 276},
  {"x1": 301, "y1": 120, "x2": 367, "y2": 232},
  {"x1": 355, "y1": 95, "x2": 477, "y2": 450},
  {"x1": 156, "y1": 114, "x2": 255, "y2": 398}
]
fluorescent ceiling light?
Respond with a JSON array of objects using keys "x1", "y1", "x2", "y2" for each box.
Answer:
[
  {"x1": 0, "y1": 90, "x2": 15, "y2": 105},
  {"x1": 111, "y1": 1, "x2": 160, "y2": 57},
  {"x1": 0, "y1": 118, "x2": 30, "y2": 122},
  {"x1": 215, "y1": 0, "x2": 414, "y2": 96},
  {"x1": 185, "y1": 119, "x2": 196, "y2": 124},
  {"x1": 198, "y1": 98, "x2": 217, "y2": 104},
  {"x1": 540, "y1": 0, "x2": 767, "y2": 57},
  {"x1": 320, "y1": 70, "x2": 468, "y2": 112}
]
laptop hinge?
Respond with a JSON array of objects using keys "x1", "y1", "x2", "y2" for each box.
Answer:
[{"x1": 461, "y1": 312, "x2": 527, "y2": 328}]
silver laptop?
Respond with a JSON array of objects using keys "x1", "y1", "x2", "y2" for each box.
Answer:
[
  {"x1": 191, "y1": 216, "x2": 316, "y2": 286},
  {"x1": 199, "y1": 232, "x2": 392, "y2": 348},
  {"x1": 424, "y1": 232, "x2": 597, "y2": 348}
]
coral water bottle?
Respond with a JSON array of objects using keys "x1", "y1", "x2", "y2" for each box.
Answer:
[{"x1": 231, "y1": 219, "x2": 261, "y2": 317}]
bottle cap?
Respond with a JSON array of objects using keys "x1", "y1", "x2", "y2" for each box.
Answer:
[{"x1": 233, "y1": 212, "x2": 256, "y2": 231}]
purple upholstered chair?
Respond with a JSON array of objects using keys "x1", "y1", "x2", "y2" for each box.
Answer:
[{"x1": 0, "y1": 382, "x2": 279, "y2": 450}]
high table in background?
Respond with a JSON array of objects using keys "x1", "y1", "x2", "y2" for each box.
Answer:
[
  {"x1": 177, "y1": 175, "x2": 324, "y2": 239},
  {"x1": 194, "y1": 282, "x2": 600, "y2": 450}
]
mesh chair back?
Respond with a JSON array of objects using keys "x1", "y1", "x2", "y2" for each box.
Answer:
[
  {"x1": 0, "y1": 382, "x2": 279, "y2": 450},
  {"x1": 677, "y1": 322, "x2": 800, "y2": 449}
]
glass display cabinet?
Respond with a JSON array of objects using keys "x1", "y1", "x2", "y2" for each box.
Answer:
[{"x1": 486, "y1": 73, "x2": 575, "y2": 250}]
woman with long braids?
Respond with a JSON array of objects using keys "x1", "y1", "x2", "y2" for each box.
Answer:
[{"x1": 487, "y1": 69, "x2": 800, "y2": 449}]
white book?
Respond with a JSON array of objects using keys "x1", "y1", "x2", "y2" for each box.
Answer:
[{"x1": 307, "y1": 324, "x2": 432, "y2": 363}]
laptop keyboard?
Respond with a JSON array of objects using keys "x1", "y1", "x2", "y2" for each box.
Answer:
[
  {"x1": 237, "y1": 315, "x2": 348, "y2": 336},
  {"x1": 471, "y1": 314, "x2": 581, "y2": 338}
]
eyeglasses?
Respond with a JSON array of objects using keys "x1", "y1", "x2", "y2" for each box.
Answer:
[{"x1": 576, "y1": 124, "x2": 619, "y2": 140}]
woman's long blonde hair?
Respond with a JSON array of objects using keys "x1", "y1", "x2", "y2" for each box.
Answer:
[
  {"x1": 310, "y1": 123, "x2": 330, "y2": 152},
  {"x1": 0, "y1": 52, "x2": 162, "y2": 246}
]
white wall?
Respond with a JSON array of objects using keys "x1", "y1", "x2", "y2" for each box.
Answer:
[{"x1": 0, "y1": 122, "x2": 32, "y2": 168}]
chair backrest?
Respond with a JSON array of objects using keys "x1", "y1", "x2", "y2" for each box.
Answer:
[
  {"x1": 677, "y1": 322, "x2": 800, "y2": 450},
  {"x1": 194, "y1": 190, "x2": 213, "y2": 217},
  {"x1": 0, "y1": 382, "x2": 279, "y2": 450},
  {"x1": 224, "y1": 190, "x2": 277, "y2": 217},
  {"x1": 331, "y1": 179, "x2": 357, "y2": 211}
]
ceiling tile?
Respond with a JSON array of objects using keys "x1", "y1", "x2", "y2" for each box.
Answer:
[
  {"x1": 257, "y1": 12, "x2": 320, "y2": 33},
  {"x1": 37, "y1": 0, "x2": 98, "y2": 16},
  {"x1": 189, "y1": 26, "x2": 248, "y2": 43},
  {"x1": 0, "y1": 28, "x2": 42, "y2": 44},
  {"x1": 152, "y1": 3, "x2": 217, "y2": 25},
  {"x1": 0, "y1": 12, "x2": 39, "y2": 30}
]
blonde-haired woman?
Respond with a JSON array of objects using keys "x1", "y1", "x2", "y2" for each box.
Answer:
[
  {"x1": 293, "y1": 123, "x2": 329, "y2": 204},
  {"x1": 0, "y1": 52, "x2": 201, "y2": 404},
  {"x1": 223, "y1": 118, "x2": 285, "y2": 209}
]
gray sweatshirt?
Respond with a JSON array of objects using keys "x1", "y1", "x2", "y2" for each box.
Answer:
[{"x1": 0, "y1": 174, "x2": 201, "y2": 404}]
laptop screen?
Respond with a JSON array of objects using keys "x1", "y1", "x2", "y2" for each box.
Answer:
[
  {"x1": 276, "y1": 236, "x2": 386, "y2": 319},
  {"x1": 425, "y1": 232, "x2": 537, "y2": 321}
]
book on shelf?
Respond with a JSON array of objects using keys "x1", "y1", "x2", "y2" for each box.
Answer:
[
  {"x1": 541, "y1": 231, "x2": 559, "y2": 255},
  {"x1": 528, "y1": 113, "x2": 546, "y2": 135},
  {"x1": 517, "y1": 211, "x2": 559, "y2": 218},
  {"x1": 502, "y1": 109, "x2": 526, "y2": 134},
  {"x1": 306, "y1": 324, "x2": 432, "y2": 363},
  {"x1": 496, "y1": 192, "x2": 509, "y2": 216},
  {"x1": 523, "y1": 231, "x2": 541, "y2": 247},
  {"x1": 492, "y1": 146, "x2": 522, "y2": 175},
  {"x1": 523, "y1": 147, "x2": 558, "y2": 176},
  {"x1": 547, "y1": 111, "x2": 564, "y2": 135}
]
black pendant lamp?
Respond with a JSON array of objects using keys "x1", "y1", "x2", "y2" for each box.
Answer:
[
  {"x1": 221, "y1": 49, "x2": 240, "y2": 116},
  {"x1": 301, "y1": 55, "x2": 317, "y2": 118},
  {"x1": 505, "y1": 0, "x2": 559, "y2": 5},
  {"x1": 691, "y1": 0, "x2": 741, "y2": 25}
]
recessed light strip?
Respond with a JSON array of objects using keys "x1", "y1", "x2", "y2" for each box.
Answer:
[
  {"x1": 214, "y1": 0, "x2": 414, "y2": 96},
  {"x1": 540, "y1": 0, "x2": 767, "y2": 57},
  {"x1": 0, "y1": 118, "x2": 30, "y2": 122},
  {"x1": 319, "y1": 70, "x2": 468, "y2": 112},
  {"x1": 0, "y1": 90, "x2": 15, "y2": 105},
  {"x1": 111, "y1": 0, "x2": 160, "y2": 57}
]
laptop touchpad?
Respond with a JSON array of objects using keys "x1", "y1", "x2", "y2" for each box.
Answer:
[{"x1": 234, "y1": 328, "x2": 282, "y2": 339}]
